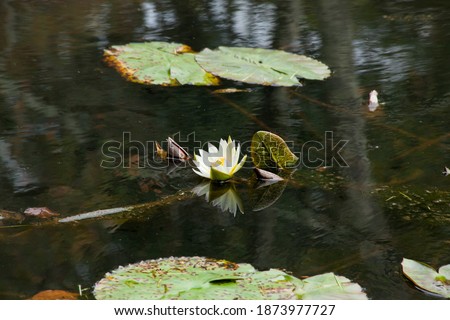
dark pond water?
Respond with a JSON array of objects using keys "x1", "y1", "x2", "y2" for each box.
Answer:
[{"x1": 0, "y1": 0, "x2": 449, "y2": 299}]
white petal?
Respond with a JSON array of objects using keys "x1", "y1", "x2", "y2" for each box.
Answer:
[
  {"x1": 197, "y1": 150, "x2": 215, "y2": 170},
  {"x1": 193, "y1": 158, "x2": 208, "y2": 172},
  {"x1": 225, "y1": 141, "x2": 234, "y2": 168},
  {"x1": 233, "y1": 143, "x2": 241, "y2": 167},
  {"x1": 230, "y1": 154, "x2": 247, "y2": 175},
  {"x1": 222, "y1": 166, "x2": 232, "y2": 175},
  {"x1": 208, "y1": 143, "x2": 218, "y2": 154},
  {"x1": 193, "y1": 168, "x2": 210, "y2": 179},
  {"x1": 198, "y1": 149, "x2": 210, "y2": 160},
  {"x1": 198, "y1": 162, "x2": 211, "y2": 176},
  {"x1": 193, "y1": 155, "x2": 211, "y2": 178},
  {"x1": 219, "y1": 139, "x2": 228, "y2": 156}
]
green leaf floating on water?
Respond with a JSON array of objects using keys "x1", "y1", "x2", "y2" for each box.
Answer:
[
  {"x1": 104, "y1": 42, "x2": 219, "y2": 86},
  {"x1": 196, "y1": 46, "x2": 330, "y2": 86},
  {"x1": 104, "y1": 42, "x2": 330, "y2": 87},
  {"x1": 251, "y1": 131, "x2": 299, "y2": 169},
  {"x1": 93, "y1": 256, "x2": 367, "y2": 300},
  {"x1": 296, "y1": 273, "x2": 368, "y2": 300},
  {"x1": 402, "y1": 258, "x2": 450, "y2": 298}
]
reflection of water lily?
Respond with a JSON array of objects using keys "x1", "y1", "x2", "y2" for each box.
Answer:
[
  {"x1": 193, "y1": 137, "x2": 247, "y2": 181},
  {"x1": 192, "y1": 182, "x2": 244, "y2": 216}
]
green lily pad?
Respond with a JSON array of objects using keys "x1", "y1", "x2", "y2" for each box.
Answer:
[
  {"x1": 195, "y1": 46, "x2": 330, "y2": 86},
  {"x1": 104, "y1": 42, "x2": 219, "y2": 86},
  {"x1": 93, "y1": 256, "x2": 296, "y2": 300},
  {"x1": 94, "y1": 256, "x2": 367, "y2": 300},
  {"x1": 251, "y1": 131, "x2": 299, "y2": 169},
  {"x1": 402, "y1": 258, "x2": 450, "y2": 298},
  {"x1": 296, "y1": 273, "x2": 368, "y2": 300}
]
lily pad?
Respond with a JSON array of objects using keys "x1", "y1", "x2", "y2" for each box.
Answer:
[
  {"x1": 402, "y1": 258, "x2": 450, "y2": 298},
  {"x1": 104, "y1": 42, "x2": 219, "y2": 86},
  {"x1": 94, "y1": 256, "x2": 367, "y2": 300},
  {"x1": 196, "y1": 46, "x2": 330, "y2": 86},
  {"x1": 296, "y1": 273, "x2": 368, "y2": 300},
  {"x1": 251, "y1": 131, "x2": 299, "y2": 169},
  {"x1": 93, "y1": 256, "x2": 296, "y2": 300}
]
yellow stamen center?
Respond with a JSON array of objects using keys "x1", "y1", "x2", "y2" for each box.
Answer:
[{"x1": 212, "y1": 157, "x2": 225, "y2": 167}]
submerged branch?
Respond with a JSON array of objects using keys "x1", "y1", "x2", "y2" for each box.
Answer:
[
  {"x1": 0, "y1": 190, "x2": 194, "y2": 227},
  {"x1": 59, "y1": 207, "x2": 131, "y2": 223}
]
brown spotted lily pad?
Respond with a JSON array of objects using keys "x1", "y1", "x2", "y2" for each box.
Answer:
[
  {"x1": 105, "y1": 42, "x2": 330, "y2": 87},
  {"x1": 94, "y1": 256, "x2": 367, "y2": 300},
  {"x1": 104, "y1": 42, "x2": 219, "y2": 86}
]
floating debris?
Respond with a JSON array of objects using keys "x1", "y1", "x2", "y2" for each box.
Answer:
[
  {"x1": 155, "y1": 141, "x2": 168, "y2": 160},
  {"x1": 212, "y1": 88, "x2": 253, "y2": 94},
  {"x1": 167, "y1": 137, "x2": 190, "y2": 161},
  {"x1": 368, "y1": 90, "x2": 379, "y2": 112},
  {"x1": 24, "y1": 207, "x2": 59, "y2": 218},
  {"x1": 254, "y1": 168, "x2": 283, "y2": 181},
  {"x1": 154, "y1": 137, "x2": 190, "y2": 162}
]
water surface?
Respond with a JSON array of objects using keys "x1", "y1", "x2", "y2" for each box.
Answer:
[{"x1": 0, "y1": 0, "x2": 449, "y2": 299}]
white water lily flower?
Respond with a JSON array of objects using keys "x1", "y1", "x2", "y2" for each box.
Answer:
[{"x1": 193, "y1": 137, "x2": 247, "y2": 181}]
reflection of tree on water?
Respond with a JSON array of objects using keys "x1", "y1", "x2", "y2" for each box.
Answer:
[
  {"x1": 317, "y1": 0, "x2": 395, "y2": 297},
  {"x1": 0, "y1": 1, "x2": 155, "y2": 210},
  {"x1": 0, "y1": 1, "x2": 146, "y2": 299},
  {"x1": 0, "y1": 139, "x2": 39, "y2": 193}
]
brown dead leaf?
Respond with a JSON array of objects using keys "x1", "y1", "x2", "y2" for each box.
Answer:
[
  {"x1": 167, "y1": 137, "x2": 190, "y2": 161},
  {"x1": 24, "y1": 207, "x2": 59, "y2": 218},
  {"x1": 155, "y1": 141, "x2": 168, "y2": 159},
  {"x1": 30, "y1": 290, "x2": 79, "y2": 300}
]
